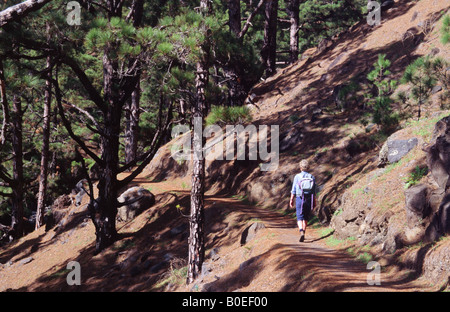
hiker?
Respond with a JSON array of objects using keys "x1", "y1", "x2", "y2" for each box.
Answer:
[{"x1": 289, "y1": 159, "x2": 316, "y2": 242}]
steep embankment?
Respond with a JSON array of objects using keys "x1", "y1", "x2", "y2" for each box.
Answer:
[{"x1": 0, "y1": 0, "x2": 449, "y2": 291}]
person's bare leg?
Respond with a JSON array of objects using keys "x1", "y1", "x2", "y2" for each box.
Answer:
[
  {"x1": 297, "y1": 220, "x2": 303, "y2": 231},
  {"x1": 299, "y1": 220, "x2": 305, "y2": 242}
]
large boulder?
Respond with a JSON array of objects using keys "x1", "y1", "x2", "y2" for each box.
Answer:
[
  {"x1": 405, "y1": 184, "x2": 429, "y2": 228},
  {"x1": 378, "y1": 137, "x2": 418, "y2": 166},
  {"x1": 71, "y1": 179, "x2": 87, "y2": 206},
  {"x1": 425, "y1": 116, "x2": 450, "y2": 190},
  {"x1": 117, "y1": 187, "x2": 155, "y2": 222},
  {"x1": 389, "y1": 138, "x2": 418, "y2": 163},
  {"x1": 402, "y1": 184, "x2": 429, "y2": 245},
  {"x1": 46, "y1": 194, "x2": 73, "y2": 229},
  {"x1": 423, "y1": 116, "x2": 450, "y2": 240}
]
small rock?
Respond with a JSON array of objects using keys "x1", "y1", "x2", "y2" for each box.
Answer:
[
  {"x1": 20, "y1": 257, "x2": 34, "y2": 265},
  {"x1": 163, "y1": 253, "x2": 174, "y2": 262},
  {"x1": 365, "y1": 123, "x2": 376, "y2": 132},
  {"x1": 130, "y1": 265, "x2": 141, "y2": 277},
  {"x1": 431, "y1": 85, "x2": 442, "y2": 94},
  {"x1": 201, "y1": 263, "x2": 212, "y2": 279},
  {"x1": 429, "y1": 48, "x2": 440, "y2": 57},
  {"x1": 208, "y1": 247, "x2": 220, "y2": 261},
  {"x1": 169, "y1": 223, "x2": 188, "y2": 236},
  {"x1": 149, "y1": 261, "x2": 167, "y2": 273},
  {"x1": 142, "y1": 260, "x2": 152, "y2": 270},
  {"x1": 240, "y1": 222, "x2": 266, "y2": 245}
]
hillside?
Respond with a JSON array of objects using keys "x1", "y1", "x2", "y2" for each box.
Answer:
[{"x1": 1, "y1": 0, "x2": 450, "y2": 292}]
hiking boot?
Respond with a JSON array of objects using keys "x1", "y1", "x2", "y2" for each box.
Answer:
[{"x1": 299, "y1": 230, "x2": 305, "y2": 242}]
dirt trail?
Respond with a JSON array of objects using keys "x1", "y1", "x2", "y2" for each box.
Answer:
[
  {"x1": 0, "y1": 178, "x2": 437, "y2": 292},
  {"x1": 195, "y1": 193, "x2": 436, "y2": 292}
]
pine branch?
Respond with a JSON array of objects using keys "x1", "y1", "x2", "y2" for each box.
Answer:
[
  {"x1": 0, "y1": 0, "x2": 53, "y2": 28},
  {"x1": 52, "y1": 67, "x2": 104, "y2": 167},
  {"x1": 118, "y1": 101, "x2": 173, "y2": 187},
  {"x1": 238, "y1": 0, "x2": 266, "y2": 39},
  {"x1": 61, "y1": 55, "x2": 106, "y2": 113}
]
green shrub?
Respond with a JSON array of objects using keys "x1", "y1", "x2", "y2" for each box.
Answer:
[
  {"x1": 403, "y1": 166, "x2": 428, "y2": 189},
  {"x1": 205, "y1": 106, "x2": 252, "y2": 126}
]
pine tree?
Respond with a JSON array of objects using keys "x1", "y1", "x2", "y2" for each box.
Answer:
[
  {"x1": 367, "y1": 54, "x2": 398, "y2": 131},
  {"x1": 187, "y1": 0, "x2": 211, "y2": 285},
  {"x1": 402, "y1": 56, "x2": 436, "y2": 120}
]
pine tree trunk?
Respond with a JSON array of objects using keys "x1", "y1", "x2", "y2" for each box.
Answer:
[
  {"x1": 89, "y1": 52, "x2": 121, "y2": 253},
  {"x1": 11, "y1": 95, "x2": 24, "y2": 238},
  {"x1": 261, "y1": 0, "x2": 278, "y2": 77},
  {"x1": 36, "y1": 55, "x2": 52, "y2": 230},
  {"x1": 124, "y1": 0, "x2": 143, "y2": 166},
  {"x1": 187, "y1": 0, "x2": 210, "y2": 285},
  {"x1": 287, "y1": 0, "x2": 299, "y2": 64},
  {"x1": 125, "y1": 82, "x2": 140, "y2": 166},
  {"x1": 225, "y1": 0, "x2": 247, "y2": 107},
  {"x1": 187, "y1": 60, "x2": 207, "y2": 285},
  {"x1": 0, "y1": 60, "x2": 9, "y2": 146},
  {"x1": 228, "y1": 0, "x2": 241, "y2": 35}
]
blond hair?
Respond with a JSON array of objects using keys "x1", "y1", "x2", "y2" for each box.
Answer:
[{"x1": 300, "y1": 159, "x2": 309, "y2": 171}]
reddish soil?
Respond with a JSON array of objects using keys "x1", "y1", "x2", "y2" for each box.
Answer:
[
  {"x1": 0, "y1": 175, "x2": 440, "y2": 292},
  {"x1": 1, "y1": 0, "x2": 448, "y2": 293}
]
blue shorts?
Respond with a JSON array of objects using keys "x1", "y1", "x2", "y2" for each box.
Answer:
[{"x1": 296, "y1": 195, "x2": 312, "y2": 221}]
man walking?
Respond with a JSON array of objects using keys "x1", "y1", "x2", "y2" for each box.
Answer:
[{"x1": 289, "y1": 160, "x2": 316, "y2": 242}]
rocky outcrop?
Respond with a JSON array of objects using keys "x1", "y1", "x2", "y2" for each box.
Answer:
[
  {"x1": 45, "y1": 194, "x2": 74, "y2": 230},
  {"x1": 423, "y1": 116, "x2": 450, "y2": 241},
  {"x1": 332, "y1": 115, "x2": 450, "y2": 254},
  {"x1": 378, "y1": 137, "x2": 418, "y2": 166},
  {"x1": 117, "y1": 187, "x2": 156, "y2": 222}
]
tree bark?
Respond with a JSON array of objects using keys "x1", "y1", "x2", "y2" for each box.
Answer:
[
  {"x1": 187, "y1": 0, "x2": 210, "y2": 285},
  {"x1": 228, "y1": 0, "x2": 241, "y2": 35},
  {"x1": 0, "y1": 0, "x2": 53, "y2": 27},
  {"x1": 287, "y1": 0, "x2": 299, "y2": 64},
  {"x1": 11, "y1": 95, "x2": 24, "y2": 239},
  {"x1": 0, "y1": 60, "x2": 9, "y2": 146},
  {"x1": 225, "y1": 0, "x2": 247, "y2": 107},
  {"x1": 187, "y1": 61, "x2": 207, "y2": 285},
  {"x1": 124, "y1": 0, "x2": 143, "y2": 167},
  {"x1": 35, "y1": 49, "x2": 52, "y2": 229},
  {"x1": 261, "y1": 0, "x2": 278, "y2": 77},
  {"x1": 89, "y1": 50, "x2": 122, "y2": 252},
  {"x1": 125, "y1": 82, "x2": 140, "y2": 166}
]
